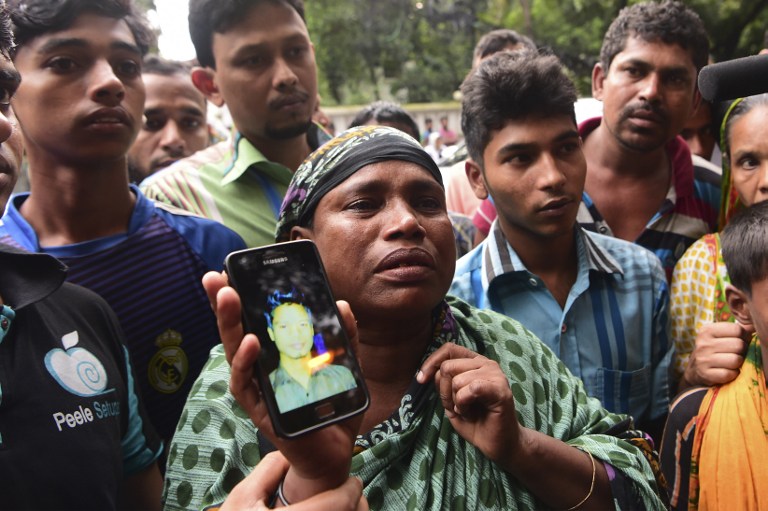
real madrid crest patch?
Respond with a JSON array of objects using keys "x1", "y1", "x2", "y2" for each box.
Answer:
[{"x1": 148, "y1": 329, "x2": 188, "y2": 394}]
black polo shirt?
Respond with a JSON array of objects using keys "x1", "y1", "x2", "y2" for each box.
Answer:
[{"x1": 0, "y1": 244, "x2": 161, "y2": 510}]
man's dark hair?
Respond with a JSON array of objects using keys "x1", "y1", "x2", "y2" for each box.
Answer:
[
  {"x1": 348, "y1": 101, "x2": 420, "y2": 140},
  {"x1": 721, "y1": 200, "x2": 768, "y2": 296},
  {"x1": 461, "y1": 50, "x2": 577, "y2": 168},
  {"x1": 189, "y1": 0, "x2": 305, "y2": 69},
  {"x1": 473, "y1": 28, "x2": 536, "y2": 64},
  {"x1": 7, "y1": 0, "x2": 154, "y2": 56},
  {"x1": 264, "y1": 288, "x2": 311, "y2": 328},
  {"x1": 600, "y1": 0, "x2": 709, "y2": 74},
  {"x1": 0, "y1": 5, "x2": 15, "y2": 59},
  {"x1": 142, "y1": 54, "x2": 192, "y2": 77}
]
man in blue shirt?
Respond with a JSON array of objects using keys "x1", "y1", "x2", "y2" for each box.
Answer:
[
  {"x1": 1, "y1": 0, "x2": 245, "y2": 448},
  {"x1": 451, "y1": 50, "x2": 672, "y2": 440}
]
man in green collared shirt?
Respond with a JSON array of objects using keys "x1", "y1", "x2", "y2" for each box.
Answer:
[{"x1": 140, "y1": 0, "x2": 328, "y2": 248}]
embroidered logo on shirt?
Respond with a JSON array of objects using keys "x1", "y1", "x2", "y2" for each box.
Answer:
[
  {"x1": 148, "y1": 329, "x2": 188, "y2": 394},
  {"x1": 45, "y1": 331, "x2": 109, "y2": 397}
]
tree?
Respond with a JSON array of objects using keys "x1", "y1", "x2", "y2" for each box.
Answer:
[
  {"x1": 306, "y1": 0, "x2": 486, "y2": 105},
  {"x1": 393, "y1": 0, "x2": 482, "y2": 102},
  {"x1": 688, "y1": 0, "x2": 768, "y2": 60},
  {"x1": 138, "y1": 1, "x2": 768, "y2": 105},
  {"x1": 305, "y1": 0, "x2": 366, "y2": 104},
  {"x1": 477, "y1": 0, "x2": 768, "y2": 95}
]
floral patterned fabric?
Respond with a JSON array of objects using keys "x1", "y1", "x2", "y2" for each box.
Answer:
[{"x1": 670, "y1": 233, "x2": 732, "y2": 380}]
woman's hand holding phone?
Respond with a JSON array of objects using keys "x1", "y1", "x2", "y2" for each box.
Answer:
[{"x1": 202, "y1": 271, "x2": 365, "y2": 504}]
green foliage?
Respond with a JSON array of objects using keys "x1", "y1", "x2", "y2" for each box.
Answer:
[
  {"x1": 687, "y1": 0, "x2": 768, "y2": 59},
  {"x1": 305, "y1": 0, "x2": 365, "y2": 104},
  {"x1": 306, "y1": 0, "x2": 486, "y2": 106},
  {"x1": 471, "y1": 0, "x2": 768, "y2": 97}
]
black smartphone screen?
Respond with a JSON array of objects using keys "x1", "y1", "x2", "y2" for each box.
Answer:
[{"x1": 225, "y1": 240, "x2": 369, "y2": 437}]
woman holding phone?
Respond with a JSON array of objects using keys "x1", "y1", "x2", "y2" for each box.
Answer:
[{"x1": 163, "y1": 126, "x2": 665, "y2": 510}]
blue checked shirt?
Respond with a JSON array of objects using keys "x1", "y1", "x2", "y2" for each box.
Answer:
[{"x1": 451, "y1": 222, "x2": 672, "y2": 425}]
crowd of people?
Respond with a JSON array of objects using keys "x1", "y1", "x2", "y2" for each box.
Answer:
[{"x1": 1, "y1": 0, "x2": 766, "y2": 510}]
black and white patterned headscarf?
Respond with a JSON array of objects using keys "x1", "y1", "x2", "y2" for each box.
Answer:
[{"x1": 274, "y1": 125, "x2": 443, "y2": 242}]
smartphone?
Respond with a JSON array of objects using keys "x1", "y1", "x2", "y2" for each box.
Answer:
[{"x1": 224, "y1": 239, "x2": 369, "y2": 438}]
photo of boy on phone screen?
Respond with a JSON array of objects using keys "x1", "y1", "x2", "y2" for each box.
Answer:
[{"x1": 265, "y1": 289, "x2": 358, "y2": 413}]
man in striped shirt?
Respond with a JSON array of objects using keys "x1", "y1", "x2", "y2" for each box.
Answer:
[
  {"x1": 578, "y1": 1, "x2": 720, "y2": 280},
  {"x1": 451, "y1": 51, "x2": 672, "y2": 441}
]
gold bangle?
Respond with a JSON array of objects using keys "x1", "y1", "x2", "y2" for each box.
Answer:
[{"x1": 562, "y1": 450, "x2": 596, "y2": 511}]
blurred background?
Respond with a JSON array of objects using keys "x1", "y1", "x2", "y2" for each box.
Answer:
[{"x1": 137, "y1": 0, "x2": 768, "y2": 141}]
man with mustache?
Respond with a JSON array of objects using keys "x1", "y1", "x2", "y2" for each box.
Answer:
[
  {"x1": 451, "y1": 50, "x2": 672, "y2": 441},
  {"x1": 140, "y1": 0, "x2": 329, "y2": 248},
  {"x1": 0, "y1": 0, "x2": 245, "y2": 450},
  {"x1": 127, "y1": 54, "x2": 210, "y2": 183},
  {"x1": 577, "y1": 0, "x2": 720, "y2": 281}
]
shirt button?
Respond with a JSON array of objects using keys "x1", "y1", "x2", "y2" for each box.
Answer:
[
  {"x1": 528, "y1": 277, "x2": 538, "y2": 287},
  {"x1": 599, "y1": 226, "x2": 608, "y2": 234}
]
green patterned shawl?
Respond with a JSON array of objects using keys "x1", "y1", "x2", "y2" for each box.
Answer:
[{"x1": 162, "y1": 298, "x2": 665, "y2": 510}]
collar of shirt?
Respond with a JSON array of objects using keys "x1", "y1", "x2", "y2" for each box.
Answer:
[
  {"x1": 4, "y1": 185, "x2": 154, "y2": 258},
  {"x1": 481, "y1": 220, "x2": 623, "y2": 292},
  {"x1": 220, "y1": 124, "x2": 332, "y2": 187},
  {"x1": 271, "y1": 364, "x2": 298, "y2": 387},
  {"x1": 0, "y1": 243, "x2": 66, "y2": 310}
]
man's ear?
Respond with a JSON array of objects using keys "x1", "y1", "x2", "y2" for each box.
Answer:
[
  {"x1": 191, "y1": 67, "x2": 225, "y2": 107},
  {"x1": 267, "y1": 326, "x2": 275, "y2": 342},
  {"x1": 726, "y1": 284, "x2": 755, "y2": 328},
  {"x1": 592, "y1": 62, "x2": 606, "y2": 100},
  {"x1": 290, "y1": 226, "x2": 313, "y2": 241},
  {"x1": 465, "y1": 159, "x2": 489, "y2": 200}
]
